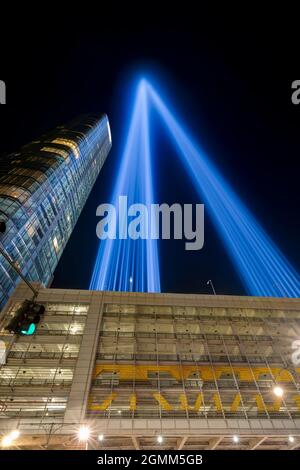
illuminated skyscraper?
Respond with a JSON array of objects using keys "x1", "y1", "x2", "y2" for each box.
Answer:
[{"x1": 0, "y1": 114, "x2": 112, "y2": 307}]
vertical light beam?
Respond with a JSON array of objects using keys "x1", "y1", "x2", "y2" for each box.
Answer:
[
  {"x1": 90, "y1": 80, "x2": 160, "y2": 292},
  {"x1": 146, "y1": 81, "x2": 300, "y2": 297},
  {"x1": 91, "y1": 77, "x2": 299, "y2": 298}
]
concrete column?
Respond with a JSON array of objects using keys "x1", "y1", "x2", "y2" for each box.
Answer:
[{"x1": 64, "y1": 292, "x2": 104, "y2": 424}]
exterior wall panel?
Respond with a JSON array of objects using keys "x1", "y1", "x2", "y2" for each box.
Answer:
[{"x1": 0, "y1": 284, "x2": 299, "y2": 449}]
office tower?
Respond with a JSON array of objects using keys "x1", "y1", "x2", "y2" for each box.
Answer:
[
  {"x1": 0, "y1": 114, "x2": 112, "y2": 307},
  {"x1": 0, "y1": 283, "x2": 299, "y2": 450}
]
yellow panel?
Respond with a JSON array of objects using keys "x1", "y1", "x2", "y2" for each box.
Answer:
[
  {"x1": 212, "y1": 393, "x2": 223, "y2": 412},
  {"x1": 254, "y1": 395, "x2": 282, "y2": 412},
  {"x1": 153, "y1": 393, "x2": 173, "y2": 411},
  {"x1": 254, "y1": 394, "x2": 266, "y2": 412},
  {"x1": 88, "y1": 392, "x2": 117, "y2": 411},
  {"x1": 93, "y1": 364, "x2": 300, "y2": 383},
  {"x1": 230, "y1": 393, "x2": 241, "y2": 412},
  {"x1": 179, "y1": 393, "x2": 203, "y2": 411},
  {"x1": 87, "y1": 391, "x2": 300, "y2": 414},
  {"x1": 129, "y1": 393, "x2": 137, "y2": 411},
  {"x1": 293, "y1": 395, "x2": 300, "y2": 410}
]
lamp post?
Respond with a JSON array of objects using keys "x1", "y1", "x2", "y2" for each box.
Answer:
[{"x1": 206, "y1": 279, "x2": 216, "y2": 295}]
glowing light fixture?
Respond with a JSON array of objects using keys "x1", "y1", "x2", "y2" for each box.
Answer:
[
  {"x1": 21, "y1": 323, "x2": 36, "y2": 335},
  {"x1": 273, "y1": 385, "x2": 284, "y2": 398},
  {"x1": 10, "y1": 430, "x2": 20, "y2": 440},
  {"x1": 77, "y1": 425, "x2": 90, "y2": 442},
  {"x1": 1, "y1": 435, "x2": 13, "y2": 447},
  {"x1": 1, "y1": 429, "x2": 20, "y2": 447}
]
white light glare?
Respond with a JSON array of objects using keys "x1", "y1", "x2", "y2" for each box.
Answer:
[
  {"x1": 1, "y1": 429, "x2": 20, "y2": 447},
  {"x1": 233, "y1": 435, "x2": 239, "y2": 443},
  {"x1": 273, "y1": 385, "x2": 284, "y2": 398},
  {"x1": 78, "y1": 425, "x2": 90, "y2": 442},
  {"x1": 10, "y1": 430, "x2": 20, "y2": 440},
  {"x1": 98, "y1": 434, "x2": 104, "y2": 441},
  {"x1": 289, "y1": 436, "x2": 295, "y2": 443},
  {"x1": 107, "y1": 120, "x2": 112, "y2": 144},
  {"x1": 1, "y1": 435, "x2": 13, "y2": 447},
  {"x1": 157, "y1": 435, "x2": 163, "y2": 444}
]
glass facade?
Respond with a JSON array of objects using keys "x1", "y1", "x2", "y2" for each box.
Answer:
[
  {"x1": 0, "y1": 114, "x2": 112, "y2": 307},
  {"x1": 88, "y1": 303, "x2": 300, "y2": 420}
]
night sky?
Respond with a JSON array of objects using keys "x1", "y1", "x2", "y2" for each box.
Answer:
[{"x1": 1, "y1": 16, "x2": 299, "y2": 296}]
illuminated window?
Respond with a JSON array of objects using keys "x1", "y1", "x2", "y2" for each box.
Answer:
[
  {"x1": 53, "y1": 236, "x2": 59, "y2": 252},
  {"x1": 41, "y1": 146, "x2": 69, "y2": 160},
  {"x1": 27, "y1": 225, "x2": 35, "y2": 237},
  {"x1": 0, "y1": 185, "x2": 30, "y2": 200},
  {"x1": 51, "y1": 139, "x2": 80, "y2": 159}
]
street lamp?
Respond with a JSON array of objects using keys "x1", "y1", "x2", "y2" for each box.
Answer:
[
  {"x1": 10, "y1": 430, "x2": 20, "y2": 440},
  {"x1": 1, "y1": 435, "x2": 13, "y2": 447},
  {"x1": 206, "y1": 279, "x2": 216, "y2": 295},
  {"x1": 273, "y1": 385, "x2": 284, "y2": 398},
  {"x1": 77, "y1": 425, "x2": 90, "y2": 450},
  {"x1": 1, "y1": 429, "x2": 20, "y2": 447}
]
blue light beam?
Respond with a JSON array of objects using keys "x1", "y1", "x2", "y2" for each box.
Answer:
[
  {"x1": 146, "y1": 81, "x2": 300, "y2": 297},
  {"x1": 90, "y1": 80, "x2": 160, "y2": 292},
  {"x1": 91, "y1": 77, "x2": 300, "y2": 297}
]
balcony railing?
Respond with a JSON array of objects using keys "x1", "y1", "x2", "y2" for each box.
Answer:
[{"x1": 7, "y1": 351, "x2": 78, "y2": 360}]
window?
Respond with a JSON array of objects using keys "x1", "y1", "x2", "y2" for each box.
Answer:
[{"x1": 51, "y1": 139, "x2": 80, "y2": 159}]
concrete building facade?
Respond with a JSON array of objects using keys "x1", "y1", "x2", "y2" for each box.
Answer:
[{"x1": 0, "y1": 283, "x2": 299, "y2": 450}]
